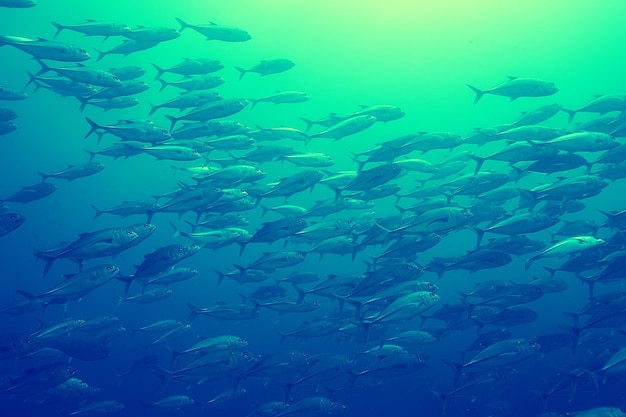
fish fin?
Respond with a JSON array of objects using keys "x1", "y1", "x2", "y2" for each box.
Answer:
[
  {"x1": 164, "y1": 114, "x2": 178, "y2": 131},
  {"x1": 93, "y1": 48, "x2": 106, "y2": 62},
  {"x1": 186, "y1": 303, "x2": 201, "y2": 321},
  {"x1": 84, "y1": 116, "x2": 101, "y2": 139},
  {"x1": 89, "y1": 204, "x2": 103, "y2": 218},
  {"x1": 151, "y1": 63, "x2": 164, "y2": 81},
  {"x1": 175, "y1": 17, "x2": 189, "y2": 32},
  {"x1": 561, "y1": 108, "x2": 576, "y2": 124},
  {"x1": 466, "y1": 84, "x2": 485, "y2": 104},
  {"x1": 51, "y1": 21, "x2": 65, "y2": 38},
  {"x1": 33, "y1": 251, "x2": 55, "y2": 276},
  {"x1": 157, "y1": 78, "x2": 168, "y2": 93},
  {"x1": 234, "y1": 66, "x2": 247, "y2": 81}
]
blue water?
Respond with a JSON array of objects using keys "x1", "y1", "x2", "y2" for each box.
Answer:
[{"x1": 2, "y1": 2, "x2": 626, "y2": 417}]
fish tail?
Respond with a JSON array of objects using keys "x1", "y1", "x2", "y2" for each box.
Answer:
[
  {"x1": 542, "y1": 266, "x2": 557, "y2": 278},
  {"x1": 151, "y1": 63, "x2": 165, "y2": 81},
  {"x1": 298, "y1": 117, "x2": 316, "y2": 132},
  {"x1": 16, "y1": 290, "x2": 36, "y2": 303},
  {"x1": 466, "y1": 84, "x2": 485, "y2": 104},
  {"x1": 186, "y1": 303, "x2": 201, "y2": 321},
  {"x1": 175, "y1": 17, "x2": 189, "y2": 32},
  {"x1": 157, "y1": 78, "x2": 169, "y2": 93},
  {"x1": 77, "y1": 97, "x2": 89, "y2": 112},
  {"x1": 213, "y1": 268, "x2": 227, "y2": 286},
  {"x1": 93, "y1": 48, "x2": 107, "y2": 62},
  {"x1": 33, "y1": 250, "x2": 55, "y2": 276},
  {"x1": 468, "y1": 154, "x2": 485, "y2": 175},
  {"x1": 248, "y1": 98, "x2": 259, "y2": 110},
  {"x1": 429, "y1": 258, "x2": 447, "y2": 280},
  {"x1": 291, "y1": 284, "x2": 307, "y2": 304},
  {"x1": 51, "y1": 21, "x2": 65, "y2": 38},
  {"x1": 562, "y1": 108, "x2": 577, "y2": 124},
  {"x1": 84, "y1": 116, "x2": 101, "y2": 139},
  {"x1": 238, "y1": 242, "x2": 247, "y2": 257},
  {"x1": 234, "y1": 66, "x2": 248, "y2": 81},
  {"x1": 89, "y1": 203, "x2": 103, "y2": 218},
  {"x1": 276, "y1": 329, "x2": 288, "y2": 345},
  {"x1": 147, "y1": 101, "x2": 158, "y2": 116},
  {"x1": 576, "y1": 273, "x2": 596, "y2": 297},
  {"x1": 168, "y1": 221, "x2": 180, "y2": 238},
  {"x1": 25, "y1": 71, "x2": 38, "y2": 88},
  {"x1": 474, "y1": 227, "x2": 485, "y2": 248},
  {"x1": 164, "y1": 114, "x2": 178, "y2": 131},
  {"x1": 152, "y1": 365, "x2": 173, "y2": 392}
]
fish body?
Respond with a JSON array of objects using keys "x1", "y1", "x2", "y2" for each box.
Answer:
[
  {"x1": 0, "y1": 35, "x2": 90, "y2": 61},
  {"x1": 34, "y1": 227, "x2": 139, "y2": 275},
  {"x1": 176, "y1": 18, "x2": 252, "y2": 42},
  {"x1": 38, "y1": 162, "x2": 104, "y2": 182},
  {"x1": 525, "y1": 236, "x2": 605, "y2": 270},
  {"x1": 134, "y1": 243, "x2": 200, "y2": 279},
  {"x1": 310, "y1": 115, "x2": 376, "y2": 141},
  {"x1": 236, "y1": 58, "x2": 294, "y2": 79},
  {"x1": 468, "y1": 77, "x2": 558, "y2": 103},
  {"x1": 52, "y1": 20, "x2": 131, "y2": 38},
  {"x1": 0, "y1": 85, "x2": 28, "y2": 100},
  {"x1": 249, "y1": 91, "x2": 310, "y2": 109},
  {"x1": 0, "y1": 0, "x2": 36, "y2": 7},
  {"x1": 1, "y1": 182, "x2": 56, "y2": 203}
]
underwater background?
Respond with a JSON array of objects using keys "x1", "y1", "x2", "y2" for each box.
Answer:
[{"x1": 2, "y1": 1, "x2": 626, "y2": 416}]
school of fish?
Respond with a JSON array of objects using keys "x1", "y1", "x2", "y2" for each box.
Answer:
[{"x1": 2, "y1": 3, "x2": 626, "y2": 417}]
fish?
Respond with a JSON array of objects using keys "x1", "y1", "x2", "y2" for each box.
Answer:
[
  {"x1": 0, "y1": 0, "x2": 36, "y2": 7},
  {"x1": 33, "y1": 226, "x2": 140, "y2": 275},
  {"x1": 467, "y1": 76, "x2": 558, "y2": 103},
  {"x1": 249, "y1": 91, "x2": 310, "y2": 109},
  {"x1": 0, "y1": 182, "x2": 56, "y2": 203},
  {"x1": 309, "y1": 115, "x2": 377, "y2": 141},
  {"x1": 463, "y1": 338, "x2": 540, "y2": 369},
  {"x1": 51, "y1": 20, "x2": 131, "y2": 39},
  {"x1": 525, "y1": 236, "x2": 606, "y2": 270},
  {"x1": 235, "y1": 58, "x2": 295, "y2": 80},
  {"x1": 0, "y1": 85, "x2": 28, "y2": 100},
  {"x1": 66, "y1": 401, "x2": 124, "y2": 416},
  {"x1": 38, "y1": 161, "x2": 104, "y2": 182},
  {"x1": 152, "y1": 58, "x2": 223, "y2": 80},
  {"x1": 133, "y1": 243, "x2": 200, "y2": 279},
  {"x1": 0, "y1": 35, "x2": 90, "y2": 61},
  {"x1": 36, "y1": 61, "x2": 121, "y2": 87},
  {"x1": 0, "y1": 212, "x2": 25, "y2": 237},
  {"x1": 176, "y1": 18, "x2": 252, "y2": 42}
]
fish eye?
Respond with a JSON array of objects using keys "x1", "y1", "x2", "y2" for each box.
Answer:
[
  {"x1": 126, "y1": 230, "x2": 133, "y2": 235},
  {"x1": 10, "y1": 214, "x2": 19, "y2": 220},
  {"x1": 107, "y1": 265, "x2": 113, "y2": 270}
]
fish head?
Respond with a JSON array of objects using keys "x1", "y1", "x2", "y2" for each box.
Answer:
[
  {"x1": 542, "y1": 82, "x2": 559, "y2": 94},
  {"x1": 60, "y1": 363, "x2": 79, "y2": 379},
  {"x1": 97, "y1": 264, "x2": 120, "y2": 280},
  {"x1": 89, "y1": 161, "x2": 105, "y2": 172},
  {"x1": 3, "y1": 213, "x2": 25, "y2": 229},
  {"x1": 72, "y1": 46, "x2": 91, "y2": 61},
  {"x1": 133, "y1": 223, "x2": 157, "y2": 237},
  {"x1": 119, "y1": 229, "x2": 139, "y2": 242},
  {"x1": 590, "y1": 176, "x2": 609, "y2": 189}
]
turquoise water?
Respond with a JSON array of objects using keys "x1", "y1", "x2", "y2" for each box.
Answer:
[{"x1": 1, "y1": 1, "x2": 626, "y2": 417}]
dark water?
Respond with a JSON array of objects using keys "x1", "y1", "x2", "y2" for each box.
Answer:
[{"x1": 1, "y1": 1, "x2": 626, "y2": 417}]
